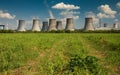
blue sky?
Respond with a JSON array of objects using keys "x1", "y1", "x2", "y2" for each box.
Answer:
[{"x1": 0, "y1": 0, "x2": 120, "y2": 29}]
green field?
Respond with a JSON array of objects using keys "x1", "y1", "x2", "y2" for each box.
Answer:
[{"x1": 0, "y1": 33, "x2": 120, "y2": 75}]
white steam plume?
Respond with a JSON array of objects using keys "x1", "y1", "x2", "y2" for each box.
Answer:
[
  {"x1": 44, "y1": 0, "x2": 55, "y2": 19},
  {"x1": 48, "y1": 10, "x2": 55, "y2": 19}
]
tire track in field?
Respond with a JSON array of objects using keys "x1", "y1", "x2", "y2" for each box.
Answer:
[
  {"x1": 79, "y1": 35, "x2": 119, "y2": 75},
  {"x1": 10, "y1": 37, "x2": 67, "y2": 75},
  {"x1": 79, "y1": 35, "x2": 105, "y2": 58}
]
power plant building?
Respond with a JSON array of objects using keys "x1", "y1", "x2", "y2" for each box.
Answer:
[
  {"x1": 32, "y1": 19, "x2": 41, "y2": 31},
  {"x1": 65, "y1": 18, "x2": 74, "y2": 31},
  {"x1": 42, "y1": 21, "x2": 48, "y2": 31},
  {"x1": 56, "y1": 21, "x2": 63, "y2": 30},
  {"x1": 95, "y1": 27, "x2": 112, "y2": 30},
  {"x1": 0, "y1": 25, "x2": 5, "y2": 30},
  {"x1": 113, "y1": 22, "x2": 119, "y2": 29},
  {"x1": 95, "y1": 23, "x2": 113, "y2": 30},
  {"x1": 48, "y1": 19, "x2": 57, "y2": 31},
  {"x1": 84, "y1": 17, "x2": 94, "y2": 31},
  {"x1": 17, "y1": 20, "x2": 26, "y2": 31},
  {"x1": 104, "y1": 23, "x2": 109, "y2": 27}
]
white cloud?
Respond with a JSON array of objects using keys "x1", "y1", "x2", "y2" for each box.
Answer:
[
  {"x1": 52, "y1": 2, "x2": 80, "y2": 23},
  {"x1": 114, "y1": 19, "x2": 119, "y2": 22},
  {"x1": 63, "y1": 15, "x2": 79, "y2": 20},
  {"x1": 73, "y1": 16, "x2": 79, "y2": 19},
  {"x1": 116, "y1": 2, "x2": 120, "y2": 8},
  {"x1": 60, "y1": 11, "x2": 80, "y2": 15},
  {"x1": 98, "y1": 4, "x2": 117, "y2": 15},
  {"x1": 52, "y1": 2, "x2": 80, "y2": 10},
  {"x1": 85, "y1": 12, "x2": 99, "y2": 24},
  {"x1": 0, "y1": 10, "x2": 16, "y2": 19},
  {"x1": 97, "y1": 4, "x2": 117, "y2": 18},
  {"x1": 97, "y1": 13, "x2": 109, "y2": 18},
  {"x1": 60, "y1": 10, "x2": 80, "y2": 20}
]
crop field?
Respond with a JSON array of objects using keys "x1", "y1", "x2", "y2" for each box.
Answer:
[{"x1": 0, "y1": 33, "x2": 120, "y2": 75}]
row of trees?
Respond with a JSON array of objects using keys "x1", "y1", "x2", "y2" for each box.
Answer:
[{"x1": 0, "y1": 29, "x2": 120, "y2": 33}]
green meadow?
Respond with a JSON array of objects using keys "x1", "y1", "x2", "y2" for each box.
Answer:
[{"x1": 0, "y1": 33, "x2": 120, "y2": 75}]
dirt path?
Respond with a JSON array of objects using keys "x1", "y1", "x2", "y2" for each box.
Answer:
[
  {"x1": 9, "y1": 38, "x2": 66, "y2": 75},
  {"x1": 80, "y1": 37, "x2": 105, "y2": 59},
  {"x1": 80, "y1": 36, "x2": 119, "y2": 75}
]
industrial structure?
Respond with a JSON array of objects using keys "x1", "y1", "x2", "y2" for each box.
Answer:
[
  {"x1": 42, "y1": 21, "x2": 48, "y2": 31},
  {"x1": 113, "y1": 22, "x2": 119, "y2": 29},
  {"x1": 84, "y1": 17, "x2": 94, "y2": 31},
  {"x1": 32, "y1": 19, "x2": 41, "y2": 31},
  {"x1": 95, "y1": 21, "x2": 120, "y2": 30},
  {"x1": 95, "y1": 23, "x2": 112, "y2": 30},
  {"x1": 0, "y1": 25, "x2": 5, "y2": 30},
  {"x1": 104, "y1": 23, "x2": 109, "y2": 27},
  {"x1": 48, "y1": 19, "x2": 57, "y2": 31},
  {"x1": 65, "y1": 18, "x2": 74, "y2": 31},
  {"x1": 56, "y1": 21, "x2": 63, "y2": 30},
  {"x1": 95, "y1": 27, "x2": 112, "y2": 30},
  {"x1": 2, "y1": 17, "x2": 119, "y2": 32},
  {"x1": 17, "y1": 20, "x2": 26, "y2": 31}
]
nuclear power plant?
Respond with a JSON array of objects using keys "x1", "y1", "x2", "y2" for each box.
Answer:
[
  {"x1": 17, "y1": 20, "x2": 26, "y2": 31},
  {"x1": 42, "y1": 21, "x2": 48, "y2": 31},
  {"x1": 65, "y1": 18, "x2": 74, "y2": 31},
  {"x1": 32, "y1": 19, "x2": 41, "y2": 31},
  {"x1": 84, "y1": 17, "x2": 94, "y2": 31},
  {"x1": 1, "y1": 17, "x2": 119, "y2": 32},
  {"x1": 56, "y1": 21, "x2": 63, "y2": 30},
  {"x1": 48, "y1": 19, "x2": 57, "y2": 31}
]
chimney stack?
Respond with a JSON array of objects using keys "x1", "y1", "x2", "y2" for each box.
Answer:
[
  {"x1": 32, "y1": 19, "x2": 41, "y2": 31},
  {"x1": 65, "y1": 18, "x2": 74, "y2": 31},
  {"x1": 48, "y1": 19, "x2": 57, "y2": 31},
  {"x1": 56, "y1": 21, "x2": 63, "y2": 30},
  {"x1": 17, "y1": 20, "x2": 26, "y2": 31},
  {"x1": 84, "y1": 17, "x2": 94, "y2": 31}
]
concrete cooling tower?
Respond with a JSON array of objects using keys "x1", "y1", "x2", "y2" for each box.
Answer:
[
  {"x1": 42, "y1": 21, "x2": 48, "y2": 31},
  {"x1": 48, "y1": 19, "x2": 57, "y2": 31},
  {"x1": 17, "y1": 20, "x2": 26, "y2": 31},
  {"x1": 32, "y1": 19, "x2": 41, "y2": 31},
  {"x1": 104, "y1": 23, "x2": 109, "y2": 27},
  {"x1": 113, "y1": 22, "x2": 119, "y2": 28},
  {"x1": 65, "y1": 18, "x2": 74, "y2": 31},
  {"x1": 84, "y1": 18, "x2": 94, "y2": 31},
  {"x1": 56, "y1": 21, "x2": 63, "y2": 30}
]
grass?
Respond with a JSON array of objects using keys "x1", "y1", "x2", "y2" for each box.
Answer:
[{"x1": 0, "y1": 33, "x2": 120, "y2": 75}]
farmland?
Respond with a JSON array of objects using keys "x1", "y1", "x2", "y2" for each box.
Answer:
[{"x1": 0, "y1": 33, "x2": 120, "y2": 75}]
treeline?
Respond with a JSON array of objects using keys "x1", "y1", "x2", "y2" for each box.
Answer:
[{"x1": 0, "y1": 29, "x2": 120, "y2": 33}]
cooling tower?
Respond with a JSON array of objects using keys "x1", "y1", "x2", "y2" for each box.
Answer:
[
  {"x1": 32, "y1": 19, "x2": 41, "y2": 31},
  {"x1": 104, "y1": 23, "x2": 109, "y2": 27},
  {"x1": 84, "y1": 18, "x2": 94, "y2": 31},
  {"x1": 56, "y1": 21, "x2": 63, "y2": 30},
  {"x1": 42, "y1": 21, "x2": 48, "y2": 31},
  {"x1": 113, "y1": 22, "x2": 119, "y2": 28},
  {"x1": 17, "y1": 20, "x2": 26, "y2": 31},
  {"x1": 48, "y1": 19, "x2": 57, "y2": 31},
  {"x1": 65, "y1": 18, "x2": 74, "y2": 31},
  {"x1": 0, "y1": 25, "x2": 5, "y2": 30}
]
